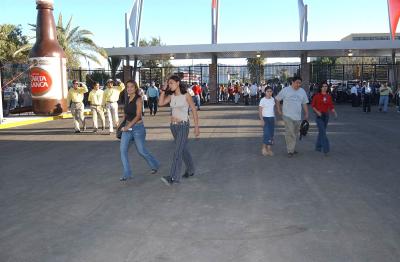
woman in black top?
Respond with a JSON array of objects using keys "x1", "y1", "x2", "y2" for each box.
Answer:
[{"x1": 119, "y1": 80, "x2": 159, "y2": 181}]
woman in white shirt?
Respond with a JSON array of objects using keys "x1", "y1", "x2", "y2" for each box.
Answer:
[
  {"x1": 258, "y1": 86, "x2": 276, "y2": 156},
  {"x1": 158, "y1": 75, "x2": 200, "y2": 185}
]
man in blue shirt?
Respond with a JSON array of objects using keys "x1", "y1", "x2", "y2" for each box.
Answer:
[{"x1": 146, "y1": 81, "x2": 160, "y2": 116}]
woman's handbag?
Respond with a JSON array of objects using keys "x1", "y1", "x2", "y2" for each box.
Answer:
[{"x1": 116, "y1": 119, "x2": 127, "y2": 139}]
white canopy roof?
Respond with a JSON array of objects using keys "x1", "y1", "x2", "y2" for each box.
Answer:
[{"x1": 105, "y1": 40, "x2": 400, "y2": 60}]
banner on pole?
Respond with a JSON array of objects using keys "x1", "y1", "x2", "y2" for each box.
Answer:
[
  {"x1": 298, "y1": 0, "x2": 305, "y2": 42},
  {"x1": 129, "y1": 0, "x2": 143, "y2": 46},
  {"x1": 388, "y1": 0, "x2": 400, "y2": 40}
]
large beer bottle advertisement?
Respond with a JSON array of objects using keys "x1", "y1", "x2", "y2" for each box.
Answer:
[{"x1": 29, "y1": 0, "x2": 68, "y2": 115}]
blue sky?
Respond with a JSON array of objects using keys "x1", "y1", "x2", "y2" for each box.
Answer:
[{"x1": 1, "y1": 0, "x2": 393, "y2": 66}]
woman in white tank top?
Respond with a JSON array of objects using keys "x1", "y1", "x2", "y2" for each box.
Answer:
[{"x1": 158, "y1": 75, "x2": 200, "y2": 185}]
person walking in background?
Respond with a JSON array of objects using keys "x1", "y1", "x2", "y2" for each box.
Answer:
[
  {"x1": 22, "y1": 88, "x2": 32, "y2": 107},
  {"x1": 351, "y1": 83, "x2": 358, "y2": 107},
  {"x1": 276, "y1": 76, "x2": 309, "y2": 157},
  {"x1": 395, "y1": 86, "x2": 400, "y2": 113},
  {"x1": 234, "y1": 82, "x2": 241, "y2": 104},
  {"x1": 378, "y1": 83, "x2": 393, "y2": 113},
  {"x1": 201, "y1": 82, "x2": 209, "y2": 103},
  {"x1": 259, "y1": 86, "x2": 276, "y2": 156},
  {"x1": 361, "y1": 81, "x2": 372, "y2": 113},
  {"x1": 88, "y1": 81, "x2": 105, "y2": 132},
  {"x1": 356, "y1": 82, "x2": 362, "y2": 107},
  {"x1": 67, "y1": 80, "x2": 88, "y2": 133},
  {"x1": 243, "y1": 83, "x2": 250, "y2": 106},
  {"x1": 146, "y1": 81, "x2": 159, "y2": 116},
  {"x1": 10, "y1": 89, "x2": 18, "y2": 110},
  {"x1": 219, "y1": 84, "x2": 225, "y2": 102},
  {"x1": 158, "y1": 75, "x2": 200, "y2": 186},
  {"x1": 103, "y1": 79, "x2": 125, "y2": 134},
  {"x1": 192, "y1": 82, "x2": 202, "y2": 110},
  {"x1": 228, "y1": 84, "x2": 234, "y2": 103},
  {"x1": 250, "y1": 82, "x2": 258, "y2": 105},
  {"x1": 311, "y1": 82, "x2": 337, "y2": 156},
  {"x1": 119, "y1": 80, "x2": 160, "y2": 181}
]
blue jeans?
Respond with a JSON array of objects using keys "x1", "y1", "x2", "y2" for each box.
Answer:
[
  {"x1": 315, "y1": 114, "x2": 330, "y2": 153},
  {"x1": 379, "y1": 95, "x2": 389, "y2": 112},
  {"x1": 263, "y1": 117, "x2": 275, "y2": 145},
  {"x1": 120, "y1": 123, "x2": 159, "y2": 178},
  {"x1": 193, "y1": 95, "x2": 201, "y2": 110}
]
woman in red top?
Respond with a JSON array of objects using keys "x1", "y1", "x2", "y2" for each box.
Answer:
[{"x1": 311, "y1": 81, "x2": 338, "y2": 155}]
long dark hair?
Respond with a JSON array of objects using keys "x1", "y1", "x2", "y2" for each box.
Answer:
[
  {"x1": 126, "y1": 80, "x2": 141, "y2": 97},
  {"x1": 167, "y1": 75, "x2": 187, "y2": 95},
  {"x1": 318, "y1": 81, "x2": 330, "y2": 94}
]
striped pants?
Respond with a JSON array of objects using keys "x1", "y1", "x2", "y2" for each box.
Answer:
[{"x1": 169, "y1": 122, "x2": 195, "y2": 182}]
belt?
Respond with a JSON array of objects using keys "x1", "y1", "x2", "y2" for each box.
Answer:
[
  {"x1": 171, "y1": 120, "x2": 189, "y2": 125},
  {"x1": 106, "y1": 101, "x2": 118, "y2": 103}
]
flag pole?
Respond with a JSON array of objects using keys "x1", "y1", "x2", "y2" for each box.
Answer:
[
  {"x1": 0, "y1": 72, "x2": 3, "y2": 123},
  {"x1": 388, "y1": 0, "x2": 394, "y2": 40},
  {"x1": 125, "y1": 13, "x2": 130, "y2": 65},
  {"x1": 132, "y1": 0, "x2": 143, "y2": 82}
]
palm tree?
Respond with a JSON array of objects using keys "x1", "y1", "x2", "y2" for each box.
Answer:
[
  {"x1": 108, "y1": 56, "x2": 122, "y2": 79},
  {"x1": 247, "y1": 57, "x2": 265, "y2": 84},
  {"x1": 14, "y1": 13, "x2": 106, "y2": 68}
]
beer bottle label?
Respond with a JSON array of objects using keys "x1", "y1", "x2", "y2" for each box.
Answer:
[{"x1": 29, "y1": 57, "x2": 67, "y2": 100}]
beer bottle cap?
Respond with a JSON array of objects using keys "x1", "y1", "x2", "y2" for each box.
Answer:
[{"x1": 36, "y1": 0, "x2": 54, "y2": 5}]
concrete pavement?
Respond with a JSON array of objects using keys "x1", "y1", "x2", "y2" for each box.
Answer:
[{"x1": 0, "y1": 104, "x2": 399, "y2": 262}]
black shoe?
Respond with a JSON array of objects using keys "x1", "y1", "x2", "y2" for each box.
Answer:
[
  {"x1": 151, "y1": 169, "x2": 158, "y2": 174},
  {"x1": 293, "y1": 151, "x2": 299, "y2": 155},
  {"x1": 119, "y1": 176, "x2": 132, "y2": 181},
  {"x1": 182, "y1": 172, "x2": 194, "y2": 178},
  {"x1": 74, "y1": 130, "x2": 81, "y2": 133},
  {"x1": 161, "y1": 176, "x2": 174, "y2": 186},
  {"x1": 93, "y1": 128, "x2": 98, "y2": 133},
  {"x1": 288, "y1": 152, "x2": 294, "y2": 158}
]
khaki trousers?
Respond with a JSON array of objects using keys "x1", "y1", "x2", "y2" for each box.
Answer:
[
  {"x1": 106, "y1": 102, "x2": 119, "y2": 132},
  {"x1": 91, "y1": 105, "x2": 105, "y2": 129},
  {"x1": 71, "y1": 102, "x2": 85, "y2": 131},
  {"x1": 282, "y1": 115, "x2": 300, "y2": 153}
]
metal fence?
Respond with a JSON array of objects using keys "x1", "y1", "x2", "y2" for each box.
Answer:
[
  {"x1": 1, "y1": 63, "x2": 399, "y2": 115},
  {"x1": 310, "y1": 63, "x2": 400, "y2": 84}
]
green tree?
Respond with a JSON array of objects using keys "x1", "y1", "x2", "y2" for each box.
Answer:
[
  {"x1": 276, "y1": 68, "x2": 289, "y2": 83},
  {"x1": 312, "y1": 57, "x2": 337, "y2": 65},
  {"x1": 108, "y1": 56, "x2": 122, "y2": 79},
  {"x1": 15, "y1": 14, "x2": 106, "y2": 68},
  {"x1": 246, "y1": 57, "x2": 265, "y2": 84},
  {"x1": 85, "y1": 70, "x2": 111, "y2": 87},
  {"x1": 0, "y1": 24, "x2": 29, "y2": 64},
  {"x1": 138, "y1": 37, "x2": 173, "y2": 85}
]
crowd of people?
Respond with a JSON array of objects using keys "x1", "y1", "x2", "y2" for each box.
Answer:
[
  {"x1": 2, "y1": 86, "x2": 32, "y2": 113},
  {"x1": 309, "y1": 80, "x2": 400, "y2": 113},
  {"x1": 64, "y1": 75, "x2": 400, "y2": 185},
  {"x1": 218, "y1": 81, "x2": 283, "y2": 105}
]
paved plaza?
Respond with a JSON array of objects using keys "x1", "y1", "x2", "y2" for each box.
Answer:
[{"x1": 0, "y1": 104, "x2": 400, "y2": 262}]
